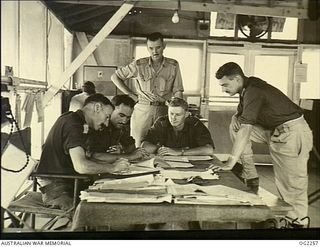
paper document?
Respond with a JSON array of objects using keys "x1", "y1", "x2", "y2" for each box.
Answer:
[
  {"x1": 80, "y1": 191, "x2": 172, "y2": 203},
  {"x1": 112, "y1": 158, "x2": 160, "y2": 175},
  {"x1": 186, "y1": 156, "x2": 213, "y2": 161},
  {"x1": 161, "y1": 156, "x2": 189, "y2": 163},
  {"x1": 160, "y1": 169, "x2": 219, "y2": 180},
  {"x1": 165, "y1": 161, "x2": 194, "y2": 168},
  {"x1": 170, "y1": 184, "x2": 265, "y2": 206}
]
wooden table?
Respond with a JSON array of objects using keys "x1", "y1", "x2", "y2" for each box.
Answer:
[{"x1": 71, "y1": 160, "x2": 292, "y2": 231}]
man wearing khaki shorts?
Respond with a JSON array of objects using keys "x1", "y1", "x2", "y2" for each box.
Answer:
[{"x1": 111, "y1": 32, "x2": 184, "y2": 146}]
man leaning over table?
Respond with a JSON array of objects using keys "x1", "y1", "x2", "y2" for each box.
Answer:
[
  {"x1": 142, "y1": 97, "x2": 214, "y2": 156},
  {"x1": 36, "y1": 94, "x2": 130, "y2": 211},
  {"x1": 111, "y1": 32, "x2": 184, "y2": 147},
  {"x1": 215, "y1": 62, "x2": 313, "y2": 228},
  {"x1": 86, "y1": 94, "x2": 150, "y2": 163}
]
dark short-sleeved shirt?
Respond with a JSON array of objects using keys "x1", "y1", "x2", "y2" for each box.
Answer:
[
  {"x1": 237, "y1": 77, "x2": 303, "y2": 130},
  {"x1": 37, "y1": 110, "x2": 88, "y2": 175},
  {"x1": 86, "y1": 124, "x2": 135, "y2": 153},
  {"x1": 143, "y1": 115, "x2": 214, "y2": 149},
  {"x1": 115, "y1": 57, "x2": 184, "y2": 102}
]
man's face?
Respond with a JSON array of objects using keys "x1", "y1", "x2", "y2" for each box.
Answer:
[
  {"x1": 218, "y1": 75, "x2": 242, "y2": 96},
  {"x1": 92, "y1": 104, "x2": 114, "y2": 131},
  {"x1": 147, "y1": 39, "x2": 165, "y2": 63},
  {"x1": 110, "y1": 103, "x2": 133, "y2": 129},
  {"x1": 168, "y1": 106, "x2": 189, "y2": 129}
]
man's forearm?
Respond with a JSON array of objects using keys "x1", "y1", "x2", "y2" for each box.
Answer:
[
  {"x1": 141, "y1": 141, "x2": 158, "y2": 154},
  {"x1": 229, "y1": 124, "x2": 252, "y2": 165},
  {"x1": 111, "y1": 73, "x2": 133, "y2": 95},
  {"x1": 183, "y1": 144, "x2": 214, "y2": 156}
]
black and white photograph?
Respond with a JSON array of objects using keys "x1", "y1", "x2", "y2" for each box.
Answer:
[{"x1": 1, "y1": 0, "x2": 319, "y2": 242}]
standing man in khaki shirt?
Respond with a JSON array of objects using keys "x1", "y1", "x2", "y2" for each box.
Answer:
[{"x1": 111, "y1": 32, "x2": 184, "y2": 146}]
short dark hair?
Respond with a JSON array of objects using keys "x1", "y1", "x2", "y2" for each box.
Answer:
[
  {"x1": 82, "y1": 81, "x2": 96, "y2": 95},
  {"x1": 215, "y1": 62, "x2": 245, "y2": 80},
  {"x1": 166, "y1": 97, "x2": 188, "y2": 111},
  {"x1": 111, "y1": 95, "x2": 136, "y2": 109},
  {"x1": 146, "y1": 32, "x2": 164, "y2": 43},
  {"x1": 84, "y1": 93, "x2": 114, "y2": 109}
]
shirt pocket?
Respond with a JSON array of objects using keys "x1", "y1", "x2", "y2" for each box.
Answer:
[
  {"x1": 158, "y1": 75, "x2": 174, "y2": 96},
  {"x1": 270, "y1": 129, "x2": 300, "y2": 157}
]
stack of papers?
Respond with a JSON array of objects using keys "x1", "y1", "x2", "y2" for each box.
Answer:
[
  {"x1": 169, "y1": 184, "x2": 265, "y2": 206},
  {"x1": 113, "y1": 158, "x2": 160, "y2": 175},
  {"x1": 160, "y1": 169, "x2": 219, "y2": 180},
  {"x1": 81, "y1": 174, "x2": 172, "y2": 203}
]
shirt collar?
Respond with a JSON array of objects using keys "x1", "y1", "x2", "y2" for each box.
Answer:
[{"x1": 148, "y1": 56, "x2": 166, "y2": 68}]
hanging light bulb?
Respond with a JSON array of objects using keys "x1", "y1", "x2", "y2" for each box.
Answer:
[{"x1": 172, "y1": 10, "x2": 179, "y2": 23}]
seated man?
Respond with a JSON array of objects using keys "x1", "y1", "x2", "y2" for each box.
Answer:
[
  {"x1": 69, "y1": 81, "x2": 96, "y2": 112},
  {"x1": 142, "y1": 97, "x2": 214, "y2": 156},
  {"x1": 36, "y1": 94, "x2": 130, "y2": 210},
  {"x1": 86, "y1": 95, "x2": 150, "y2": 163}
]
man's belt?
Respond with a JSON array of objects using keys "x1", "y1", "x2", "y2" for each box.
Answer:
[
  {"x1": 275, "y1": 115, "x2": 305, "y2": 132},
  {"x1": 138, "y1": 101, "x2": 166, "y2": 106}
]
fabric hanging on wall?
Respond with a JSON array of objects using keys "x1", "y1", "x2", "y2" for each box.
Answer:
[
  {"x1": 22, "y1": 93, "x2": 35, "y2": 128},
  {"x1": 15, "y1": 94, "x2": 22, "y2": 128},
  {"x1": 35, "y1": 92, "x2": 44, "y2": 122}
]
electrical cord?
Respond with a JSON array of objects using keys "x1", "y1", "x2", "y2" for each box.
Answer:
[{"x1": 1, "y1": 108, "x2": 30, "y2": 173}]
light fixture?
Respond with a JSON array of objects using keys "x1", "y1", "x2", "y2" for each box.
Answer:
[
  {"x1": 171, "y1": 0, "x2": 181, "y2": 24},
  {"x1": 172, "y1": 10, "x2": 179, "y2": 23}
]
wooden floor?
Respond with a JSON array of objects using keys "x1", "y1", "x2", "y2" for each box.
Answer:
[{"x1": 257, "y1": 157, "x2": 320, "y2": 228}]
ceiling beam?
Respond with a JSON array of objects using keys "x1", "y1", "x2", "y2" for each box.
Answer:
[
  {"x1": 51, "y1": 0, "x2": 308, "y2": 18},
  {"x1": 64, "y1": 6, "x2": 101, "y2": 18},
  {"x1": 43, "y1": 2, "x2": 134, "y2": 107},
  {"x1": 75, "y1": 32, "x2": 98, "y2": 65}
]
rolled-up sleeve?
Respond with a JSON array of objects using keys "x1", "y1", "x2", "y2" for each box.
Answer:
[
  {"x1": 238, "y1": 87, "x2": 264, "y2": 125},
  {"x1": 115, "y1": 60, "x2": 138, "y2": 81},
  {"x1": 172, "y1": 63, "x2": 184, "y2": 93}
]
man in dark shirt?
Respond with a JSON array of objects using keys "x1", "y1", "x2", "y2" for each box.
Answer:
[
  {"x1": 142, "y1": 97, "x2": 214, "y2": 156},
  {"x1": 37, "y1": 94, "x2": 130, "y2": 210},
  {"x1": 215, "y1": 62, "x2": 313, "y2": 227},
  {"x1": 87, "y1": 95, "x2": 150, "y2": 163}
]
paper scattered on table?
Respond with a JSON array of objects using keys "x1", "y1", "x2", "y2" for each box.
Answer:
[
  {"x1": 186, "y1": 156, "x2": 213, "y2": 161},
  {"x1": 160, "y1": 169, "x2": 219, "y2": 180},
  {"x1": 80, "y1": 191, "x2": 172, "y2": 203},
  {"x1": 161, "y1": 156, "x2": 189, "y2": 163},
  {"x1": 169, "y1": 184, "x2": 266, "y2": 206},
  {"x1": 112, "y1": 157, "x2": 160, "y2": 175},
  {"x1": 165, "y1": 161, "x2": 194, "y2": 168}
]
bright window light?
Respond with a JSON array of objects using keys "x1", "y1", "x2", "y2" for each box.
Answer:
[
  {"x1": 300, "y1": 49, "x2": 320, "y2": 99},
  {"x1": 271, "y1": 17, "x2": 298, "y2": 40}
]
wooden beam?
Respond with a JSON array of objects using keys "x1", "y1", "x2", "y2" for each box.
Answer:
[
  {"x1": 64, "y1": 6, "x2": 101, "y2": 18},
  {"x1": 75, "y1": 32, "x2": 98, "y2": 65},
  {"x1": 43, "y1": 2, "x2": 134, "y2": 107},
  {"x1": 52, "y1": 0, "x2": 308, "y2": 19}
]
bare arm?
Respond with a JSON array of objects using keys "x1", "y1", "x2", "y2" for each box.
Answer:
[
  {"x1": 173, "y1": 91, "x2": 183, "y2": 99},
  {"x1": 111, "y1": 73, "x2": 138, "y2": 102},
  {"x1": 69, "y1": 146, "x2": 130, "y2": 174},
  {"x1": 157, "y1": 144, "x2": 213, "y2": 156},
  {"x1": 223, "y1": 124, "x2": 252, "y2": 170},
  {"x1": 141, "y1": 141, "x2": 159, "y2": 154}
]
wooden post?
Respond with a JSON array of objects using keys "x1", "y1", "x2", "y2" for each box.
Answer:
[{"x1": 43, "y1": 2, "x2": 134, "y2": 107}]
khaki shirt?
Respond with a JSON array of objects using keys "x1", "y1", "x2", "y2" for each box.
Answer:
[{"x1": 115, "y1": 57, "x2": 184, "y2": 102}]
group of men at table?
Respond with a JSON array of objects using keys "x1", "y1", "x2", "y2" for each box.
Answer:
[{"x1": 36, "y1": 32, "x2": 313, "y2": 228}]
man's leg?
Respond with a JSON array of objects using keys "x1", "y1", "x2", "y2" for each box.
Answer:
[
  {"x1": 130, "y1": 103, "x2": 152, "y2": 147},
  {"x1": 269, "y1": 122, "x2": 313, "y2": 226},
  {"x1": 229, "y1": 124, "x2": 270, "y2": 192}
]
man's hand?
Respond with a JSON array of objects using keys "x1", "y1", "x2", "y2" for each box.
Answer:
[
  {"x1": 220, "y1": 157, "x2": 237, "y2": 171},
  {"x1": 106, "y1": 145, "x2": 122, "y2": 154},
  {"x1": 157, "y1": 146, "x2": 181, "y2": 156},
  {"x1": 128, "y1": 147, "x2": 151, "y2": 161},
  {"x1": 111, "y1": 158, "x2": 130, "y2": 174},
  {"x1": 231, "y1": 115, "x2": 241, "y2": 132}
]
